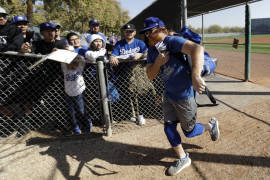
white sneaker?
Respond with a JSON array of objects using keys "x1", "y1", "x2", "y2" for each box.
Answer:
[
  {"x1": 130, "y1": 117, "x2": 136, "y2": 122},
  {"x1": 137, "y1": 115, "x2": 146, "y2": 125}
]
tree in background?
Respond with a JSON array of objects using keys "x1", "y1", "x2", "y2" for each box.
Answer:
[
  {"x1": 207, "y1": 25, "x2": 223, "y2": 33},
  {"x1": 1, "y1": 0, "x2": 130, "y2": 36},
  {"x1": 189, "y1": 24, "x2": 244, "y2": 34},
  {"x1": 0, "y1": 0, "x2": 26, "y2": 17}
]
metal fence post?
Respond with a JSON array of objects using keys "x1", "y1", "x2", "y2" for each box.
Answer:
[
  {"x1": 245, "y1": 2, "x2": 251, "y2": 81},
  {"x1": 202, "y1": 14, "x2": 205, "y2": 46},
  {"x1": 181, "y1": 0, "x2": 187, "y2": 27},
  {"x1": 96, "y1": 57, "x2": 112, "y2": 137}
]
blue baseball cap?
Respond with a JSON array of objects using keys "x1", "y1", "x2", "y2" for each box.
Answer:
[
  {"x1": 89, "y1": 19, "x2": 99, "y2": 26},
  {"x1": 39, "y1": 22, "x2": 56, "y2": 31},
  {"x1": 12, "y1": 16, "x2": 29, "y2": 23},
  {"x1": 140, "y1": 17, "x2": 165, "y2": 34}
]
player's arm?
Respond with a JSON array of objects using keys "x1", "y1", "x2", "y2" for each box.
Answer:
[
  {"x1": 146, "y1": 52, "x2": 169, "y2": 80},
  {"x1": 181, "y1": 40, "x2": 205, "y2": 93}
]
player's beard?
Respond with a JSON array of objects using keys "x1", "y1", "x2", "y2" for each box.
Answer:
[{"x1": 147, "y1": 28, "x2": 168, "y2": 47}]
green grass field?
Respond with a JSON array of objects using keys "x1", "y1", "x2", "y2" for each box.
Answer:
[{"x1": 204, "y1": 34, "x2": 270, "y2": 54}]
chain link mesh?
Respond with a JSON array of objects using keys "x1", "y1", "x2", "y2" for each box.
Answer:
[
  {"x1": 0, "y1": 52, "x2": 164, "y2": 141},
  {"x1": 107, "y1": 61, "x2": 164, "y2": 123}
]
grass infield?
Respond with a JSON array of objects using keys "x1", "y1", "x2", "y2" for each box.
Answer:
[{"x1": 204, "y1": 34, "x2": 270, "y2": 54}]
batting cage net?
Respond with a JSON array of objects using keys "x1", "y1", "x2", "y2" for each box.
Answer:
[{"x1": 0, "y1": 52, "x2": 164, "y2": 142}]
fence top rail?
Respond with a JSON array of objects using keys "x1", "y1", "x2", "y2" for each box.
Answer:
[
  {"x1": 118, "y1": 58, "x2": 147, "y2": 63},
  {"x1": 0, "y1": 51, "x2": 147, "y2": 64},
  {"x1": 0, "y1": 51, "x2": 45, "y2": 59}
]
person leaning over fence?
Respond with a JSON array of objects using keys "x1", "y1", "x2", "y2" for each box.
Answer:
[
  {"x1": 66, "y1": 32, "x2": 88, "y2": 53},
  {"x1": 142, "y1": 17, "x2": 220, "y2": 176},
  {"x1": 110, "y1": 23, "x2": 147, "y2": 66},
  {"x1": 31, "y1": 22, "x2": 68, "y2": 54},
  {"x1": 0, "y1": 7, "x2": 24, "y2": 52},
  {"x1": 84, "y1": 34, "x2": 120, "y2": 106},
  {"x1": 109, "y1": 23, "x2": 148, "y2": 122},
  {"x1": 80, "y1": 19, "x2": 107, "y2": 47},
  {"x1": 84, "y1": 34, "x2": 108, "y2": 63},
  {"x1": 21, "y1": 22, "x2": 68, "y2": 54},
  {"x1": 12, "y1": 15, "x2": 36, "y2": 54},
  {"x1": 20, "y1": 22, "x2": 68, "y2": 109}
]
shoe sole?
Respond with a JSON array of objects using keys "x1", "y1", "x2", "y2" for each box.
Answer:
[
  {"x1": 211, "y1": 119, "x2": 220, "y2": 141},
  {"x1": 169, "y1": 158, "x2": 191, "y2": 176}
]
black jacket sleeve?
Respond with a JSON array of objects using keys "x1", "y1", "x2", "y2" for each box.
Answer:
[
  {"x1": 0, "y1": 22, "x2": 24, "y2": 52},
  {"x1": 6, "y1": 28, "x2": 24, "y2": 51}
]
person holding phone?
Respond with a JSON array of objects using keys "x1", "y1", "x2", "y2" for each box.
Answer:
[{"x1": 12, "y1": 16, "x2": 35, "y2": 53}]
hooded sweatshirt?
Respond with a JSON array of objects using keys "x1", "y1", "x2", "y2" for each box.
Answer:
[{"x1": 85, "y1": 34, "x2": 107, "y2": 63}]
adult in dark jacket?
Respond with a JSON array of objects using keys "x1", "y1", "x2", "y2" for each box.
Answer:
[
  {"x1": 0, "y1": 7, "x2": 24, "y2": 52},
  {"x1": 19, "y1": 22, "x2": 68, "y2": 116}
]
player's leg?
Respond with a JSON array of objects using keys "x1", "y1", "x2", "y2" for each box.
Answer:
[
  {"x1": 163, "y1": 97, "x2": 191, "y2": 175},
  {"x1": 175, "y1": 96, "x2": 219, "y2": 140}
]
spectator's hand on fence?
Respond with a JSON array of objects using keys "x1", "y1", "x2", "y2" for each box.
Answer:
[
  {"x1": 155, "y1": 95, "x2": 163, "y2": 106},
  {"x1": 132, "y1": 53, "x2": 142, "y2": 60},
  {"x1": 110, "y1": 56, "x2": 119, "y2": 66},
  {"x1": 155, "y1": 52, "x2": 169, "y2": 67},
  {"x1": 192, "y1": 75, "x2": 206, "y2": 94},
  {"x1": 20, "y1": 42, "x2": 31, "y2": 53}
]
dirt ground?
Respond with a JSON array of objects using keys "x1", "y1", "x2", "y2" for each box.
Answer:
[
  {"x1": 1, "y1": 50, "x2": 270, "y2": 180},
  {"x1": 208, "y1": 49, "x2": 270, "y2": 88}
]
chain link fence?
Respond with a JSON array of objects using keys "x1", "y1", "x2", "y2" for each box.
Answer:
[
  {"x1": 108, "y1": 60, "x2": 164, "y2": 124},
  {"x1": 0, "y1": 52, "x2": 164, "y2": 142}
]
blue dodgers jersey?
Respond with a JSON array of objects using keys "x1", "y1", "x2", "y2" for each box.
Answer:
[
  {"x1": 147, "y1": 36, "x2": 194, "y2": 101},
  {"x1": 111, "y1": 38, "x2": 147, "y2": 56},
  {"x1": 74, "y1": 45, "x2": 88, "y2": 57}
]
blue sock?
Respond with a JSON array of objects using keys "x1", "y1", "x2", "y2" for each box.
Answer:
[{"x1": 183, "y1": 123, "x2": 204, "y2": 138}]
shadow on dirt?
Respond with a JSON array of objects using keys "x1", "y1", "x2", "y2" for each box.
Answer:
[
  {"x1": 26, "y1": 134, "x2": 202, "y2": 179},
  {"x1": 26, "y1": 133, "x2": 270, "y2": 179}
]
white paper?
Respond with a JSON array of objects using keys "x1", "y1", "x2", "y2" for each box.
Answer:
[{"x1": 46, "y1": 49, "x2": 78, "y2": 64}]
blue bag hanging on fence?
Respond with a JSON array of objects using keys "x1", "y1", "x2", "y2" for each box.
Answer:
[
  {"x1": 202, "y1": 52, "x2": 216, "y2": 76},
  {"x1": 107, "y1": 81, "x2": 120, "y2": 103},
  {"x1": 178, "y1": 26, "x2": 216, "y2": 76}
]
